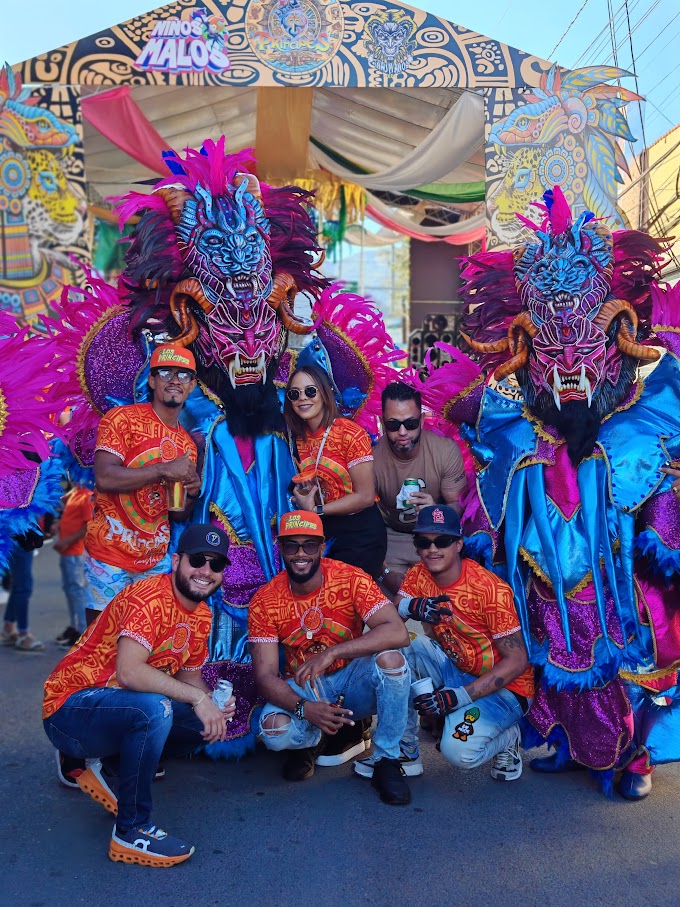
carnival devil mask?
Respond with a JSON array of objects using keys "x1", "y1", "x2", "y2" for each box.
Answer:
[
  {"x1": 462, "y1": 187, "x2": 659, "y2": 418},
  {"x1": 118, "y1": 139, "x2": 321, "y2": 389}
]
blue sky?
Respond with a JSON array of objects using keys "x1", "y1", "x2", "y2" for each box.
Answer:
[{"x1": 1, "y1": 0, "x2": 677, "y2": 148}]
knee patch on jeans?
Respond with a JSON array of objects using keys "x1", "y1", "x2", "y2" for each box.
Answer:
[{"x1": 160, "y1": 698, "x2": 172, "y2": 720}]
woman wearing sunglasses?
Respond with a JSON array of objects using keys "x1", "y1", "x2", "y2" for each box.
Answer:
[{"x1": 283, "y1": 365, "x2": 387, "y2": 580}]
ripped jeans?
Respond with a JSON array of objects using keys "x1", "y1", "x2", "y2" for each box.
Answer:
[
  {"x1": 43, "y1": 688, "x2": 205, "y2": 831},
  {"x1": 260, "y1": 650, "x2": 411, "y2": 763}
]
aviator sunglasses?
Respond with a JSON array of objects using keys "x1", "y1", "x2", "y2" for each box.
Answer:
[
  {"x1": 280, "y1": 539, "x2": 323, "y2": 556},
  {"x1": 286, "y1": 385, "x2": 318, "y2": 402},
  {"x1": 384, "y1": 417, "x2": 420, "y2": 432},
  {"x1": 413, "y1": 535, "x2": 458, "y2": 550},
  {"x1": 152, "y1": 367, "x2": 195, "y2": 384},
  {"x1": 185, "y1": 553, "x2": 228, "y2": 572}
]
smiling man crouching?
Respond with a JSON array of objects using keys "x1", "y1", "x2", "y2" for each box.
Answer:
[
  {"x1": 43, "y1": 524, "x2": 234, "y2": 867},
  {"x1": 249, "y1": 511, "x2": 412, "y2": 805}
]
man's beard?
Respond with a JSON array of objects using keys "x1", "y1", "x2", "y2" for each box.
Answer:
[
  {"x1": 164, "y1": 397, "x2": 182, "y2": 409},
  {"x1": 284, "y1": 557, "x2": 321, "y2": 585},
  {"x1": 388, "y1": 429, "x2": 421, "y2": 456},
  {"x1": 174, "y1": 568, "x2": 219, "y2": 602}
]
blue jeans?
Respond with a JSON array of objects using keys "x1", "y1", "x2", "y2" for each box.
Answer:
[
  {"x1": 60, "y1": 554, "x2": 86, "y2": 633},
  {"x1": 43, "y1": 688, "x2": 205, "y2": 831},
  {"x1": 3, "y1": 546, "x2": 33, "y2": 634},
  {"x1": 260, "y1": 650, "x2": 411, "y2": 762},
  {"x1": 84, "y1": 554, "x2": 171, "y2": 612},
  {"x1": 403, "y1": 636, "x2": 525, "y2": 768}
]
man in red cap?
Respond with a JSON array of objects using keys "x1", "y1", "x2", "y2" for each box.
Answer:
[
  {"x1": 83, "y1": 344, "x2": 201, "y2": 621},
  {"x1": 249, "y1": 510, "x2": 413, "y2": 806},
  {"x1": 56, "y1": 344, "x2": 203, "y2": 791}
]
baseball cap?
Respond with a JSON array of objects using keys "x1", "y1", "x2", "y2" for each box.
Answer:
[
  {"x1": 278, "y1": 510, "x2": 325, "y2": 539},
  {"x1": 415, "y1": 505, "x2": 462, "y2": 538},
  {"x1": 150, "y1": 344, "x2": 196, "y2": 372},
  {"x1": 177, "y1": 524, "x2": 230, "y2": 563}
]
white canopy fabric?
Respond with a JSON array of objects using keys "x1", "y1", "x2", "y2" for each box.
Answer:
[{"x1": 310, "y1": 91, "x2": 484, "y2": 191}]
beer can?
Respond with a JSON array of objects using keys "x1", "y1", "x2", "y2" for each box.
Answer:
[{"x1": 403, "y1": 477, "x2": 420, "y2": 509}]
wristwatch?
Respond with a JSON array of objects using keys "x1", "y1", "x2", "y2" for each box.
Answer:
[
  {"x1": 315, "y1": 504, "x2": 324, "y2": 517},
  {"x1": 293, "y1": 698, "x2": 307, "y2": 721}
]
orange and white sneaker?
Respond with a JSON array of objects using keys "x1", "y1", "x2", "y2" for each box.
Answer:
[
  {"x1": 109, "y1": 823, "x2": 195, "y2": 867},
  {"x1": 76, "y1": 759, "x2": 118, "y2": 815}
]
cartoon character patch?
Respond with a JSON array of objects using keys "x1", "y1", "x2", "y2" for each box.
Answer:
[{"x1": 452, "y1": 707, "x2": 481, "y2": 741}]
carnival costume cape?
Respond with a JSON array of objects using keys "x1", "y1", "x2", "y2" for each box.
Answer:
[
  {"x1": 412, "y1": 187, "x2": 680, "y2": 784},
  {"x1": 17, "y1": 138, "x2": 399, "y2": 756}
]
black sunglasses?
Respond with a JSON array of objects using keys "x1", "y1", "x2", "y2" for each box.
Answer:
[
  {"x1": 413, "y1": 536, "x2": 458, "y2": 550},
  {"x1": 280, "y1": 539, "x2": 323, "y2": 556},
  {"x1": 152, "y1": 368, "x2": 195, "y2": 384},
  {"x1": 286, "y1": 385, "x2": 318, "y2": 402},
  {"x1": 385, "y1": 417, "x2": 420, "y2": 432},
  {"x1": 185, "y1": 553, "x2": 228, "y2": 572}
]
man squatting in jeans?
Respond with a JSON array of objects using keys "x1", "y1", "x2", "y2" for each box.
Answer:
[
  {"x1": 384, "y1": 505, "x2": 534, "y2": 782},
  {"x1": 43, "y1": 525, "x2": 235, "y2": 867},
  {"x1": 249, "y1": 510, "x2": 413, "y2": 805}
]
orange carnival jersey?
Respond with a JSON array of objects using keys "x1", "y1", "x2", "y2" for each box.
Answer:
[
  {"x1": 400, "y1": 559, "x2": 534, "y2": 699},
  {"x1": 43, "y1": 573, "x2": 211, "y2": 718},
  {"x1": 85, "y1": 403, "x2": 197, "y2": 571},
  {"x1": 248, "y1": 558, "x2": 390, "y2": 677},
  {"x1": 59, "y1": 487, "x2": 94, "y2": 556},
  {"x1": 295, "y1": 418, "x2": 373, "y2": 504}
]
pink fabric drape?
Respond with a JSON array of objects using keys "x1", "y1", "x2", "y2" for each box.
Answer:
[
  {"x1": 81, "y1": 86, "x2": 172, "y2": 176},
  {"x1": 366, "y1": 204, "x2": 485, "y2": 246}
]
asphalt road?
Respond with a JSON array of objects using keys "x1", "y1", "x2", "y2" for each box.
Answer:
[{"x1": 2, "y1": 545, "x2": 679, "y2": 907}]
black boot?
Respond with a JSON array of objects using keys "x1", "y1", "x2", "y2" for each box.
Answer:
[
  {"x1": 371, "y1": 757, "x2": 411, "y2": 805},
  {"x1": 282, "y1": 735, "x2": 328, "y2": 782}
]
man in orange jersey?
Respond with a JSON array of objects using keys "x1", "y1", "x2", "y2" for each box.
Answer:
[
  {"x1": 369, "y1": 505, "x2": 533, "y2": 783},
  {"x1": 43, "y1": 524, "x2": 235, "y2": 867},
  {"x1": 249, "y1": 510, "x2": 413, "y2": 806},
  {"x1": 84, "y1": 344, "x2": 201, "y2": 620}
]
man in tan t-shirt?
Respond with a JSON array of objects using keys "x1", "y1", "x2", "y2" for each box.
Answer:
[{"x1": 373, "y1": 381, "x2": 467, "y2": 595}]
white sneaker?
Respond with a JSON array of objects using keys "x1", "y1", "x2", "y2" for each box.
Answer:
[
  {"x1": 354, "y1": 750, "x2": 423, "y2": 778},
  {"x1": 490, "y1": 724, "x2": 523, "y2": 781}
]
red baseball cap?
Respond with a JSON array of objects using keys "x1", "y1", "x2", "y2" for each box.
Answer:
[
  {"x1": 278, "y1": 510, "x2": 324, "y2": 539},
  {"x1": 150, "y1": 344, "x2": 196, "y2": 371}
]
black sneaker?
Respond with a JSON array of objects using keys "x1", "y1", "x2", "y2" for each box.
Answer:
[
  {"x1": 58, "y1": 627, "x2": 81, "y2": 648},
  {"x1": 55, "y1": 626, "x2": 76, "y2": 644},
  {"x1": 316, "y1": 719, "x2": 371, "y2": 766},
  {"x1": 282, "y1": 735, "x2": 328, "y2": 782},
  {"x1": 109, "y1": 823, "x2": 194, "y2": 867},
  {"x1": 371, "y1": 757, "x2": 411, "y2": 806}
]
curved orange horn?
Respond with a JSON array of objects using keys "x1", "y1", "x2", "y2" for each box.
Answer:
[
  {"x1": 154, "y1": 186, "x2": 193, "y2": 225},
  {"x1": 460, "y1": 331, "x2": 510, "y2": 354},
  {"x1": 267, "y1": 272, "x2": 314, "y2": 335},
  {"x1": 593, "y1": 298, "x2": 637, "y2": 334},
  {"x1": 168, "y1": 278, "x2": 214, "y2": 346},
  {"x1": 510, "y1": 311, "x2": 539, "y2": 339},
  {"x1": 616, "y1": 322, "x2": 660, "y2": 362},
  {"x1": 494, "y1": 347, "x2": 529, "y2": 381}
]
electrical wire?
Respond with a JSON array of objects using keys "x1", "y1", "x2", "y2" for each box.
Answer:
[{"x1": 548, "y1": 0, "x2": 592, "y2": 59}]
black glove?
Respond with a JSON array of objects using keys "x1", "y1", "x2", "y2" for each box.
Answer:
[
  {"x1": 405, "y1": 595, "x2": 452, "y2": 625},
  {"x1": 414, "y1": 686, "x2": 468, "y2": 718}
]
